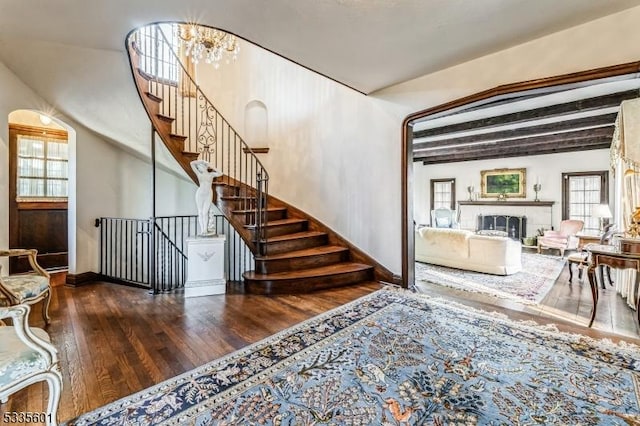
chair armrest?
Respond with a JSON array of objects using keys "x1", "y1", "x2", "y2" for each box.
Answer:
[
  {"x1": 0, "y1": 305, "x2": 57, "y2": 366},
  {"x1": 0, "y1": 249, "x2": 36, "y2": 257},
  {"x1": 0, "y1": 249, "x2": 49, "y2": 278}
]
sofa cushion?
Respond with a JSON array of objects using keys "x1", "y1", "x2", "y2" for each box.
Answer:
[
  {"x1": 416, "y1": 227, "x2": 522, "y2": 275},
  {"x1": 418, "y1": 227, "x2": 471, "y2": 259}
]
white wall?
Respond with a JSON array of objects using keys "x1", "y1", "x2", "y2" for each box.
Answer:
[
  {"x1": 414, "y1": 149, "x2": 613, "y2": 234},
  {"x1": 196, "y1": 41, "x2": 405, "y2": 272},
  {"x1": 0, "y1": 60, "x2": 195, "y2": 274},
  {"x1": 5, "y1": 5, "x2": 640, "y2": 278}
]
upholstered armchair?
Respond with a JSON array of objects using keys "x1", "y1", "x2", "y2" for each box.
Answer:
[
  {"x1": 537, "y1": 219, "x2": 584, "y2": 257},
  {"x1": 431, "y1": 208, "x2": 460, "y2": 228},
  {"x1": 0, "y1": 304, "x2": 62, "y2": 426},
  {"x1": 0, "y1": 249, "x2": 52, "y2": 325}
]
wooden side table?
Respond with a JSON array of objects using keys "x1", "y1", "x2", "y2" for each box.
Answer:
[
  {"x1": 576, "y1": 231, "x2": 602, "y2": 249},
  {"x1": 586, "y1": 243, "x2": 640, "y2": 328}
]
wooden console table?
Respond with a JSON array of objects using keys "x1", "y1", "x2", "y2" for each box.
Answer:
[{"x1": 586, "y1": 243, "x2": 640, "y2": 328}]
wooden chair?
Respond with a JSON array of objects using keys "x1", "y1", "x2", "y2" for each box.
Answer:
[
  {"x1": 567, "y1": 225, "x2": 615, "y2": 288},
  {"x1": 537, "y1": 220, "x2": 584, "y2": 257},
  {"x1": 431, "y1": 208, "x2": 459, "y2": 228},
  {"x1": 0, "y1": 249, "x2": 52, "y2": 325},
  {"x1": 0, "y1": 304, "x2": 62, "y2": 426}
]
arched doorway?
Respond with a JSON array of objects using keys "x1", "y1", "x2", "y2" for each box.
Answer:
[
  {"x1": 400, "y1": 61, "x2": 640, "y2": 289},
  {"x1": 7, "y1": 110, "x2": 75, "y2": 273}
]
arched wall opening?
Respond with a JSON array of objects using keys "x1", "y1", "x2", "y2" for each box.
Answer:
[{"x1": 244, "y1": 100, "x2": 269, "y2": 148}]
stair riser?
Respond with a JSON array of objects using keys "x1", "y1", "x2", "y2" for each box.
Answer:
[
  {"x1": 241, "y1": 210, "x2": 287, "y2": 223},
  {"x1": 244, "y1": 268, "x2": 373, "y2": 295},
  {"x1": 252, "y1": 222, "x2": 308, "y2": 238},
  {"x1": 256, "y1": 250, "x2": 349, "y2": 274},
  {"x1": 261, "y1": 234, "x2": 328, "y2": 255},
  {"x1": 214, "y1": 185, "x2": 240, "y2": 197},
  {"x1": 154, "y1": 118, "x2": 173, "y2": 135}
]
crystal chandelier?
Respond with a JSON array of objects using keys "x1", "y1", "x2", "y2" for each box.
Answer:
[{"x1": 178, "y1": 24, "x2": 240, "y2": 68}]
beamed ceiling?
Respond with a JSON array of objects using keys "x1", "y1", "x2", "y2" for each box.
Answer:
[{"x1": 412, "y1": 73, "x2": 640, "y2": 164}]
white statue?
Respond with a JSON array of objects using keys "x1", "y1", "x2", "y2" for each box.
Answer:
[{"x1": 191, "y1": 160, "x2": 223, "y2": 235}]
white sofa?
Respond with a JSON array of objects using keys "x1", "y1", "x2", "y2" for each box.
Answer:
[{"x1": 415, "y1": 227, "x2": 522, "y2": 275}]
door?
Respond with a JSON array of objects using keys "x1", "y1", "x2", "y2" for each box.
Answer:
[{"x1": 9, "y1": 124, "x2": 69, "y2": 273}]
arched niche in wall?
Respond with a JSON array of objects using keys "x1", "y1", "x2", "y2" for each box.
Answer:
[
  {"x1": 401, "y1": 61, "x2": 640, "y2": 291},
  {"x1": 244, "y1": 100, "x2": 269, "y2": 152}
]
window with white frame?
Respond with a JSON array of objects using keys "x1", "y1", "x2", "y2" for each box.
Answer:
[
  {"x1": 562, "y1": 171, "x2": 608, "y2": 232},
  {"x1": 17, "y1": 135, "x2": 68, "y2": 200},
  {"x1": 430, "y1": 178, "x2": 456, "y2": 210},
  {"x1": 136, "y1": 24, "x2": 179, "y2": 82}
]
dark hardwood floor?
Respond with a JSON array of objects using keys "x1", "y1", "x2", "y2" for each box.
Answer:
[
  {"x1": 0, "y1": 279, "x2": 382, "y2": 424},
  {"x1": 416, "y1": 259, "x2": 640, "y2": 340},
  {"x1": 2, "y1": 265, "x2": 639, "y2": 425}
]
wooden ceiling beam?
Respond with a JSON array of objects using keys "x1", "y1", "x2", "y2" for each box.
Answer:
[
  {"x1": 413, "y1": 126, "x2": 613, "y2": 156},
  {"x1": 416, "y1": 135, "x2": 612, "y2": 164},
  {"x1": 412, "y1": 112, "x2": 617, "y2": 150},
  {"x1": 412, "y1": 89, "x2": 637, "y2": 139}
]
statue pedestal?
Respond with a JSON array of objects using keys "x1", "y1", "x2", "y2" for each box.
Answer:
[{"x1": 184, "y1": 235, "x2": 226, "y2": 297}]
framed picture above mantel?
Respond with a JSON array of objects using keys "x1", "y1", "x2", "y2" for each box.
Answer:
[{"x1": 480, "y1": 168, "x2": 526, "y2": 198}]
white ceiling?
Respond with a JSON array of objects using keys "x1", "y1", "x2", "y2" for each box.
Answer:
[{"x1": 2, "y1": 0, "x2": 640, "y2": 94}]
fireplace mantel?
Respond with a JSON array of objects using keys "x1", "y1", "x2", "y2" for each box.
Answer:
[
  {"x1": 457, "y1": 200, "x2": 555, "y2": 237},
  {"x1": 458, "y1": 200, "x2": 554, "y2": 207}
]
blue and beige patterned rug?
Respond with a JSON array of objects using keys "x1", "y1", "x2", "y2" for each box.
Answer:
[
  {"x1": 416, "y1": 252, "x2": 567, "y2": 305},
  {"x1": 66, "y1": 288, "x2": 640, "y2": 425}
]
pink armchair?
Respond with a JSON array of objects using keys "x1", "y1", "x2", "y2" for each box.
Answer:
[{"x1": 537, "y1": 220, "x2": 584, "y2": 257}]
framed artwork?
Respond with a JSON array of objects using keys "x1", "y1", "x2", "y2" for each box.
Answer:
[{"x1": 480, "y1": 168, "x2": 526, "y2": 198}]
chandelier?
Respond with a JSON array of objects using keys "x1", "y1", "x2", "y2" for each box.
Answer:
[{"x1": 178, "y1": 24, "x2": 240, "y2": 68}]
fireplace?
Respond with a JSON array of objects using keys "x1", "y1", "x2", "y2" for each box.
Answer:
[{"x1": 476, "y1": 214, "x2": 527, "y2": 240}]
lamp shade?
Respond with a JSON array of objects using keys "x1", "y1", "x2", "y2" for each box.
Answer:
[{"x1": 591, "y1": 204, "x2": 612, "y2": 218}]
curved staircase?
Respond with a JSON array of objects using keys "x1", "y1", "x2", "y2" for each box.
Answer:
[{"x1": 126, "y1": 25, "x2": 395, "y2": 294}]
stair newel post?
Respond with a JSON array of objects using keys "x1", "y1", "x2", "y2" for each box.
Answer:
[{"x1": 256, "y1": 171, "x2": 265, "y2": 256}]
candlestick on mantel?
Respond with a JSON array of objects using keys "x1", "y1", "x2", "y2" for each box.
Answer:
[{"x1": 533, "y1": 183, "x2": 541, "y2": 202}]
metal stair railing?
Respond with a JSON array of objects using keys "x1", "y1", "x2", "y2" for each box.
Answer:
[
  {"x1": 127, "y1": 24, "x2": 270, "y2": 255},
  {"x1": 99, "y1": 215, "x2": 253, "y2": 292}
]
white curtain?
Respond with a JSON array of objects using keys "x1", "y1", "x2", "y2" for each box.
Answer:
[{"x1": 611, "y1": 98, "x2": 640, "y2": 309}]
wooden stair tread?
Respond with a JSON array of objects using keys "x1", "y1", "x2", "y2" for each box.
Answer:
[
  {"x1": 232, "y1": 207, "x2": 286, "y2": 214},
  {"x1": 261, "y1": 231, "x2": 325, "y2": 243},
  {"x1": 156, "y1": 113, "x2": 174, "y2": 123},
  {"x1": 222, "y1": 195, "x2": 253, "y2": 201},
  {"x1": 144, "y1": 91, "x2": 162, "y2": 103},
  {"x1": 246, "y1": 218, "x2": 307, "y2": 228},
  {"x1": 244, "y1": 262, "x2": 372, "y2": 280},
  {"x1": 256, "y1": 245, "x2": 347, "y2": 260}
]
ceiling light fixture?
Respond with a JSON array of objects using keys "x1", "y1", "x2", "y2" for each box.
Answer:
[
  {"x1": 178, "y1": 24, "x2": 240, "y2": 68},
  {"x1": 39, "y1": 114, "x2": 52, "y2": 125}
]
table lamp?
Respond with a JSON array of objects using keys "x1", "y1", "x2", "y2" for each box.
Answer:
[{"x1": 591, "y1": 204, "x2": 612, "y2": 232}]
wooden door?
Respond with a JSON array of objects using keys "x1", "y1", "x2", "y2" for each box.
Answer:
[{"x1": 9, "y1": 124, "x2": 68, "y2": 273}]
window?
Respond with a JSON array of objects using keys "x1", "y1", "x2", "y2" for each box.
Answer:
[
  {"x1": 16, "y1": 134, "x2": 68, "y2": 200},
  {"x1": 136, "y1": 24, "x2": 178, "y2": 82},
  {"x1": 562, "y1": 171, "x2": 608, "y2": 232},
  {"x1": 430, "y1": 178, "x2": 456, "y2": 210}
]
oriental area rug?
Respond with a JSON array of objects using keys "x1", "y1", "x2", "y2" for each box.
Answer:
[
  {"x1": 66, "y1": 288, "x2": 640, "y2": 426},
  {"x1": 415, "y1": 252, "x2": 567, "y2": 305}
]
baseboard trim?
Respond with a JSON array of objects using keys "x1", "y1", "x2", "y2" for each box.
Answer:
[{"x1": 65, "y1": 272, "x2": 98, "y2": 287}]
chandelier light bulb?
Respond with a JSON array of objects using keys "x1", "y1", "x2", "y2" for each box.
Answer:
[{"x1": 178, "y1": 24, "x2": 239, "y2": 69}]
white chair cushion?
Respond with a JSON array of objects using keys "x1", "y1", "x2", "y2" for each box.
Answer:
[
  {"x1": 0, "y1": 275, "x2": 49, "y2": 305},
  {"x1": 0, "y1": 327, "x2": 50, "y2": 388}
]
